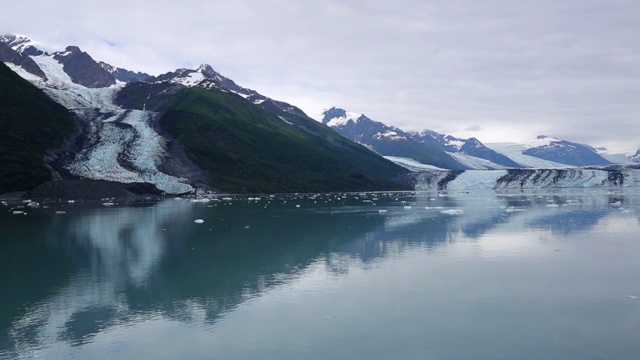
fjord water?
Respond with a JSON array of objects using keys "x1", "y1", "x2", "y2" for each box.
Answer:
[{"x1": 1, "y1": 191, "x2": 640, "y2": 359}]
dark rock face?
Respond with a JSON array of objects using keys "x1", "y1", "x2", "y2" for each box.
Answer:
[
  {"x1": 98, "y1": 61, "x2": 150, "y2": 82},
  {"x1": 54, "y1": 46, "x2": 116, "y2": 88},
  {"x1": 0, "y1": 42, "x2": 47, "y2": 80}
]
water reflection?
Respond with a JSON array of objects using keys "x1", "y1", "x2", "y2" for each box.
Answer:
[{"x1": 1, "y1": 190, "x2": 639, "y2": 358}]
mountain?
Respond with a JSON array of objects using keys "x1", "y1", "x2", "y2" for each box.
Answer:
[
  {"x1": 115, "y1": 71, "x2": 408, "y2": 192},
  {"x1": 98, "y1": 61, "x2": 150, "y2": 82},
  {"x1": 53, "y1": 46, "x2": 116, "y2": 88},
  {"x1": 1, "y1": 35, "x2": 409, "y2": 194},
  {"x1": 409, "y1": 131, "x2": 521, "y2": 168},
  {"x1": 518, "y1": 136, "x2": 611, "y2": 166},
  {"x1": 0, "y1": 61, "x2": 76, "y2": 193},
  {"x1": 321, "y1": 107, "x2": 465, "y2": 170},
  {"x1": 322, "y1": 106, "x2": 615, "y2": 170},
  {"x1": 0, "y1": 41, "x2": 47, "y2": 80}
]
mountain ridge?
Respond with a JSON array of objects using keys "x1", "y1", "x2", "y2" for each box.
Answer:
[{"x1": 0, "y1": 34, "x2": 410, "y2": 194}]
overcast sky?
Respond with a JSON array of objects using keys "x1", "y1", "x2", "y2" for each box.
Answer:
[{"x1": 5, "y1": 0, "x2": 640, "y2": 153}]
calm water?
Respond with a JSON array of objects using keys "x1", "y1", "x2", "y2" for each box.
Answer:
[{"x1": 1, "y1": 190, "x2": 640, "y2": 359}]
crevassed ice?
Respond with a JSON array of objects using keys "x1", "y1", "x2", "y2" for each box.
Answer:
[{"x1": 22, "y1": 55, "x2": 194, "y2": 194}]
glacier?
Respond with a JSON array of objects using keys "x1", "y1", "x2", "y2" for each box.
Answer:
[
  {"x1": 22, "y1": 54, "x2": 194, "y2": 194},
  {"x1": 412, "y1": 169, "x2": 640, "y2": 191}
]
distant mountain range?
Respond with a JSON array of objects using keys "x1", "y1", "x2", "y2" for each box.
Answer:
[
  {"x1": 322, "y1": 107, "x2": 620, "y2": 170},
  {"x1": 1, "y1": 34, "x2": 638, "y2": 195}
]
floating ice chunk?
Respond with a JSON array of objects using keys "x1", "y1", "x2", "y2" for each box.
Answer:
[
  {"x1": 12, "y1": 211, "x2": 24, "y2": 214},
  {"x1": 68, "y1": 200, "x2": 76, "y2": 203},
  {"x1": 611, "y1": 201, "x2": 623, "y2": 207},
  {"x1": 194, "y1": 219, "x2": 204, "y2": 224},
  {"x1": 190, "y1": 198, "x2": 210, "y2": 203},
  {"x1": 404, "y1": 206, "x2": 412, "y2": 209},
  {"x1": 55, "y1": 211, "x2": 66, "y2": 214},
  {"x1": 296, "y1": 204, "x2": 301, "y2": 208},
  {"x1": 378, "y1": 209, "x2": 387, "y2": 214},
  {"x1": 546, "y1": 204, "x2": 559, "y2": 208},
  {"x1": 102, "y1": 202, "x2": 115, "y2": 206},
  {"x1": 441, "y1": 209, "x2": 464, "y2": 215}
]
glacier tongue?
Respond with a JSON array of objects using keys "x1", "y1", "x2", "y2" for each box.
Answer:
[
  {"x1": 21, "y1": 54, "x2": 194, "y2": 194},
  {"x1": 413, "y1": 169, "x2": 640, "y2": 191}
]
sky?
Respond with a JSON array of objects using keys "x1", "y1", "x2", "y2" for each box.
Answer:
[{"x1": 4, "y1": 0, "x2": 640, "y2": 153}]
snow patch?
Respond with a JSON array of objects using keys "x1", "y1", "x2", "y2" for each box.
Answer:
[
  {"x1": 326, "y1": 111, "x2": 363, "y2": 127},
  {"x1": 384, "y1": 156, "x2": 446, "y2": 171},
  {"x1": 374, "y1": 130, "x2": 406, "y2": 141},
  {"x1": 448, "y1": 152, "x2": 511, "y2": 170}
]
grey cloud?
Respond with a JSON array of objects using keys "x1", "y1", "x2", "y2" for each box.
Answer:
[{"x1": 4, "y1": 0, "x2": 640, "y2": 153}]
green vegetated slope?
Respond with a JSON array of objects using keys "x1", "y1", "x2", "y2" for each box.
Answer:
[
  {"x1": 153, "y1": 88, "x2": 409, "y2": 193},
  {"x1": 0, "y1": 62, "x2": 76, "y2": 193}
]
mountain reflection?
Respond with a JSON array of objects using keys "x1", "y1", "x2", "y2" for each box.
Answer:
[{"x1": 1, "y1": 190, "x2": 639, "y2": 357}]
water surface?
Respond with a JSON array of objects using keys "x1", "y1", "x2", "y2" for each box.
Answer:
[{"x1": 1, "y1": 190, "x2": 640, "y2": 359}]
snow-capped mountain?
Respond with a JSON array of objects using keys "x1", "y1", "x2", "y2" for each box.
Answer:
[
  {"x1": 1, "y1": 34, "x2": 408, "y2": 194},
  {"x1": 98, "y1": 61, "x2": 150, "y2": 82},
  {"x1": 517, "y1": 135, "x2": 611, "y2": 166},
  {"x1": 321, "y1": 105, "x2": 619, "y2": 170},
  {"x1": 409, "y1": 131, "x2": 521, "y2": 168},
  {"x1": 322, "y1": 107, "x2": 527, "y2": 170},
  {"x1": 321, "y1": 107, "x2": 465, "y2": 170}
]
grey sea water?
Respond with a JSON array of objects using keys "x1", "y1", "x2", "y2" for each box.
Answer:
[{"x1": 1, "y1": 190, "x2": 639, "y2": 359}]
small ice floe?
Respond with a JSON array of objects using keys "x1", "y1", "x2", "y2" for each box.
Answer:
[
  {"x1": 222, "y1": 197, "x2": 233, "y2": 201},
  {"x1": 55, "y1": 211, "x2": 66, "y2": 214},
  {"x1": 546, "y1": 204, "x2": 559, "y2": 208},
  {"x1": 190, "y1": 198, "x2": 210, "y2": 203},
  {"x1": 194, "y1": 219, "x2": 205, "y2": 224},
  {"x1": 26, "y1": 202, "x2": 39, "y2": 208},
  {"x1": 378, "y1": 209, "x2": 387, "y2": 214},
  {"x1": 102, "y1": 202, "x2": 115, "y2": 206},
  {"x1": 67, "y1": 200, "x2": 76, "y2": 203},
  {"x1": 296, "y1": 204, "x2": 301, "y2": 208},
  {"x1": 12, "y1": 210, "x2": 24, "y2": 215},
  {"x1": 611, "y1": 201, "x2": 623, "y2": 208},
  {"x1": 404, "y1": 206, "x2": 412, "y2": 210},
  {"x1": 245, "y1": 226, "x2": 250, "y2": 229},
  {"x1": 440, "y1": 209, "x2": 464, "y2": 215}
]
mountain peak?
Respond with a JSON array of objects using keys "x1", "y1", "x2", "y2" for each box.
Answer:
[
  {"x1": 321, "y1": 107, "x2": 366, "y2": 127},
  {"x1": 0, "y1": 34, "x2": 46, "y2": 56},
  {"x1": 322, "y1": 107, "x2": 346, "y2": 122}
]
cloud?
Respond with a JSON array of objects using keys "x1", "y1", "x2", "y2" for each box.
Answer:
[
  {"x1": 464, "y1": 125, "x2": 483, "y2": 132},
  {"x1": 4, "y1": 0, "x2": 640, "y2": 153}
]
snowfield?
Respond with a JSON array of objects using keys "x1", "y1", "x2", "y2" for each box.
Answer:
[{"x1": 485, "y1": 142, "x2": 570, "y2": 168}]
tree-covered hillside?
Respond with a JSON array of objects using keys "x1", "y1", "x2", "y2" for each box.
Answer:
[
  {"x1": 0, "y1": 62, "x2": 76, "y2": 193},
  {"x1": 146, "y1": 87, "x2": 409, "y2": 193}
]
